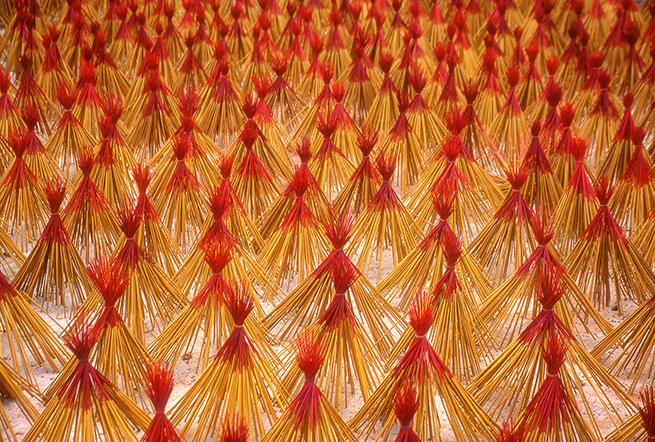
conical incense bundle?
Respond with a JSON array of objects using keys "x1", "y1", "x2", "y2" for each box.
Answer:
[
  {"x1": 387, "y1": 228, "x2": 496, "y2": 384},
  {"x1": 281, "y1": 260, "x2": 384, "y2": 412},
  {"x1": 13, "y1": 176, "x2": 91, "y2": 316},
  {"x1": 264, "y1": 207, "x2": 402, "y2": 358},
  {"x1": 564, "y1": 175, "x2": 655, "y2": 315},
  {"x1": 140, "y1": 363, "x2": 183, "y2": 442},
  {"x1": 62, "y1": 150, "x2": 121, "y2": 263},
  {"x1": 332, "y1": 126, "x2": 383, "y2": 217},
  {"x1": 349, "y1": 292, "x2": 499, "y2": 442},
  {"x1": 260, "y1": 329, "x2": 358, "y2": 442},
  {"x1": 170, "y1": 285, "x2": 286, "y2": 442},
  {"x1": 81, "y1": 256, "x2": 154, "y2": 407},
  {"x1": 24, "y1": 314, "x2": 150, "y2": 442},
  {"x1": 345, "y1": 155, "x2": 421, "y2": 282}
]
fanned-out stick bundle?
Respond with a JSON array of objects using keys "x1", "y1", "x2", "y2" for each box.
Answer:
[
  {"x1": 405, "y1": 108, "x2": 504, "y2": 244},
  {"x1": 45, "y1": 83, "x2": 96, "y2": 176},
  {"x1": 478, "y1": 210, "x2": 612, "y2": 347},
  {"x1": 280, "y1": 257, "x2": 384, "y2": 412},
  {"x1": 512, "y1": 335, "x2": 600, "y2": 442},
  {"x1": 150, "y1": 236, "x2": 274, "y2": 372},
  {"x1": 469, "y1": 270, "x2": 635, "y2": 436},
  {"x1": 62, "y1": 151, "x2": 121, "y2": 263},
  {"x1": 5, "y1": 0, "x2": 655, "y2": 440},
  {"x1": 131, "y1": 164, "x2": 184, "y2": 276},
  {"x1": 349, "y1": 292, "x2": 499, "y2": 442},
  {"x1": 346, "y1": 155, "x2": 421, "y2": 282},
  {"x1": 74, "y1": 256, "x2": 153, "y2": 408},
  {"x1": 386, "y1": 228, "x2": 495, "y2": 385},
  {"x1": 332, "y1": 125, "x2": 383, "y2": 217},
  {"x1": 258, "y1": 137, "x2": 331, "y2": 241},
  {"x1": 563, "y1": 175, "x2": 655, "y2": 316},
  {"x1": 260, "y1": 329, "x2": 358, "y2": 442},
  {"x1": 608, "y1": 127, "x2": 655, "y2": 234},
  {"x1": 468, "y1": 166, "x2": 537, "y2": 284},
  {"x1": 258, "y1": 167, "x2": 330, "y2": 288},
  {"x1": 13, "y1": 177, "x2": 91, "y2": 316},
  {"x1": 173, "y1": 186, "x2": 278, "y2": 307},
  {"x1": 265, "y1": 207, "x2": 402, "y2": 358},
  {"x1": 82, "y1": 205, "x2": 185, "y2": 343},
  {"x1": 552, "y1": 138, "x2": 599, "y2": 257},
  {"x1": 169, "y1": 284, "x2": 286, "y2": 442},
  {"x1": 24, "y1": 315, "x2": 150, "y2": 442},
  {"x1": 140, "y1": 363, "x2": 184, "y2": 442},
  {"x1": 0, "y1": 129, "x2": 49, "y2": 252}
]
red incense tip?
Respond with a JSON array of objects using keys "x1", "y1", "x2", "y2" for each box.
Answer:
[
  {"x1": 623, "y1": 91, "x2": 634, "y2": 110},
  {"x1": 132, "y1": 163, "x2": 152, "y2": 194},
  {"x1": 117, "y1": 204, "x2": 143, "y2": 238},
  {"x1": 379, "y1": 50, "x2": 394, "y2": 74},
  {"x1": 408, "y1": 65, "x2": 427, "y2": 94},
  {"x1": 375, "y1": 155, "x2": 396, "y2": 182},
  {"x1": 271, "y1": 54, "x2": 288, "y2": 77},
  {"x1": 409, "y1": 291, "x2": 435, "y2": 336},
  {"x1": 433, "y1": 42, "x2": 447, "y2": 61},
  {"x1": 430, "y1": 190, "x2": 455, "y2": 220},
  {"x1": 219, "y1": 154, "x2": 235, "y2": 178},
  {"x1": 64, "y1": 314, "x2": 99, "y2": 360},
  {"x1": 546, "y1": 55, "x2": 559, "y2": 75},
  {"x1": 497, "y1": 420, "x2": 526, "y2": 442},
  {"x1": 462, "y1": 79, "x2": 479, "y2": 104},
  {"x1": 442, "y1": 228, "x2": 462, "y2": 266},
  {"x1": 79, "y1": 59, "x2": 96, "y2": 84},
  {"x1": 294, "y1": 329, "x2": 324, "y2": 379},
  {"x1": 101, "y1": 93, "x2": 124, "y2": 123},
  {"x1": 21, "y1": 104, "x2": 40, "y2": 131},
  {"x1": 295, "y1": 138, "x2": 312, "y2": 164},
  {"x1": 594, "y1": 174, "x2": 613, "y2": 205},
  {"x1": 393, "y1": 383, "x2": 419, "y2": 427},
  {"x1": 525, "y1": 40, "x2": 540, "y2": 62},
  {"x1": 570, "y1": 137, "x2": 588, "y2": 162},
  {"x1": 506, "y1": 166, "x2": 529, "y2": 190},
  {"x1": 506, "y1": 65, "x2": 520, "y2": 88},
  {"x1": 202, "y1": 240, "x2": 233, "y2": 274},
  {"x1": 546, "y1": 84, "x2": 562, "y2": 107},
  {"x1": 535, "y1": 269, "x2": 565, "y2": 310},
  {"x1": 332, "y1": 82, "x2": 345, "y2": 103},
  {"x1": 531, "y1": 120, "x2": 542, "y2": 137},
  {"x1": 44, "y1": 176, "x2": 67, "y2": 213},
  {"x1": 331, "y1": 260, "x2": 358, "y2": 295},
  {"x1": 542, "y1": 333, "x2": 567, "y2": 374},
  {"x1": 252, "y1": 74, "x2": 270, "y2": 100},
  {"x1": 144, "y1": 363, "x2": 174, "y2": 413},
  {"x1": 225, "y1": 284, "x2": 253, "y2": 326},
  {"x1": 87, "y1": 255, "x2": 129, "y2": 307},
  {"x1": 320, "y1": 61, "x2": 334, "y2": 85},
  {"x1": 242, "y1": 93, "x2": 259, "y2": 119},
  {"x1": 77, "y1": 149, "x2": 94, "y2": 175},
  {"x1": 219, "y1": 415, "x2": 249, "y2": 442},
  {"x1": 324, "y1": 206, "x2": 354, "y2": 249},
  {"x1": 632, "y1": 126, "x2": 646, "y2": 147},
  {"x1": 559, "y1": 102, "x2": 576, "y2": 127},
  {"x1": 56, "y1": 82, "x2": 78, "y2": 109},
  {"x1": 357, "y1": 125, "x2": 378, "y2": 157}
]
